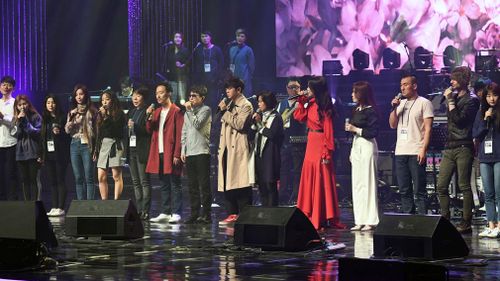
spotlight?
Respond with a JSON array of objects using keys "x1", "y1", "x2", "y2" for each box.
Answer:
[
  {"x1": 475, "y1": 49, "x2": 498, "y2": 74},
  {"x1": 382, "y1": 48, "x2": 401, "y2": 69},
  {"x1": 322, "y1": 60, "x2": 343, "y2": 76},
  {"x1": 443, "y1": 45, "x2": 462, "y2": 68},
  {"x1": 414, "y1": 46, "x2": 433, "y2": 69},
  {"x1": 352, "y1": 49, "x2": 369, "y2": 70}
]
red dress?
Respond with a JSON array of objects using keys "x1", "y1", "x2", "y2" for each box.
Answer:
[{"x1": 293, "y1": 97, "x2": 340, "y2": 229}]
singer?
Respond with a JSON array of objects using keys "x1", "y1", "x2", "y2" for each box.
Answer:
[
  {"x1": 11, "y1": 95, "x2": 42, "y2": 201},
  {"x1": 436, "y1": 66, "x2": 479, "y2": 233},
  {"x1": 94, "y1": 90, "x2": 126, "y2": 200},
  {"x1": 164, "y1": 32, "x2": 189, "y2": 104},
  {"x1": 65, "y1": 84, "x2": 97, "y2": 200},
  {"x1": 0, "y1": 76, "x2": 18, "y2": 200},
  {"x1": 228, "y1": 28, "x2": 255, "y2": 97},
  {"x1": 389, "y1": 74, "x2": 433, "y2": 215},
  {"x1": 293, "y1": 77, "x2": 342, "y2": 230},
  {"x1": 473, "y1": 83, "x2": 500, "y2": 238}
]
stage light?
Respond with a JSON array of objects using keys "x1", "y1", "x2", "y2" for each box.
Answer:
[
  {"x1": 382, "y1": 48, "x2": 401, "y2": 69},
  {"x1": 322, "y1": 60, "x2": 343, "y2": 76},
  {"x1": 352, "y1": 49, "x2": 369, "y2": 70},
  {"x1": 475, "y1": 49, "x2": 498, "y2": 73},
  {"x1": 414, "y1": 46, "x2": 433, "y2": 69},
  {"x1": 443, "y1": 45, "x2": 462, "y2": 68}
]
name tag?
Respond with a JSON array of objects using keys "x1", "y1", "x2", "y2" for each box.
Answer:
[
  {"x1": 47, "y1": 140, "x2": 55, "y2": 152},
  {"x1": 204, "y1": 63, "x2": 211, "y2": 72},
  {"x1": 130, "y1": 135, "x2": 137, "y2": 148},
  {"x1": 400, "y1": 128, "x2": 409, "y2": 141},
  {"x1": 230, "y1": 64, "x2": 235, "y2": 73},
  {"x1": 485, "y1": 139, "x2": 493, "y2": 154}
]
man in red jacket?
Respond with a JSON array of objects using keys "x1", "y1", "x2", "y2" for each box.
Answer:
[{"x1": 146, "y1": 82, "x2": 184, "y2": 224}]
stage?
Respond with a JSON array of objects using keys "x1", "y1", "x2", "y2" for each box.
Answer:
[{"x1": 0, "y1": 184, "x2": 499, "y2": 281}]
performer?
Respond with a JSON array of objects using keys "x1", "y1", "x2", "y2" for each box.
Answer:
[
  {"x1": 0, "y1": 76, "x2": 18, "y2": 200},
  {"x1": 94, "y1": 90, "x2": 126, "y2": 200},
  {"x1": 251, "y1": 91, "x2": 283, "y2": 206},
  {"x1": 41, "y1": 94, "x2": 70, "y2": 216},
  {"x1": 147, "y1": 82, "x2": 184, "y2": 224},
  {"x1": 218, "y1": 78, "x2": 254, "y2": 225},
  {"x1": 118, "y1": 76, "x2": 133, "y2": 97},
  {"x1": 65, "y1": 84, "x2": 97, "y2": 200},
  {"x1": 181, "y1": 85, "x2": 212, "y2": 224},
  {"x1": 127, "y1": 87, "x2": 152, "y2": 220},
  {"x1": 165, "y1": 32, "x2": 189, "y2": 104},
  {"x1": 474, "y1": 82, "x2": 500, "y2": 238},
  {"x1": 228, "y1": 28, "x2": 255, "y2": 97},
  {"x1": 276, "y1": 77, "x2": 307, "y2": 204},
  {"x1": 191, "y1": 31, "x2": 224, "y2": 111},
  {"x1": 389, "y1": 74, "x2": 433, "y2": 214},
  {"x1": 293, "y1": 76, "x2": 341, "y2": 230},
  {"x1": 437, "y1": 66, "x2": 480, "y2": 233},
  {"x1": 11, "y1": 95, "x2": 42, "y2": 201},
  {"x1": 345, "y1": 81, "x2": 379, "y2": 231}
]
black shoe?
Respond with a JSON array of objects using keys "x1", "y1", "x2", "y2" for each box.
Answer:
[
  {"x1": 456, "y1": 221, "x2": 472, "y2": 234},
  {"x1": 185, "y1": 216, "x2": 199, "y2": 224},
  {"x1": 197, "y1": 215, "x2": 212, "y2": 224}
]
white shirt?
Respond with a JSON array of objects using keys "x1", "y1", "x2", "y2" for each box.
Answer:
[
  {"x1": 395, "y1": 96, "x2": 434, "y2": 155},
  {"x1": 158, "y1": 107, "x2": 170, "y2": 154},
  {"x1": 0, "y1": 96, "x2": 17, "y2": 147}
]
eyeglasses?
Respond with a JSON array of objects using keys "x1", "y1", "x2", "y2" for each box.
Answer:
[
  {"x1": 189, "y1": 94, "x2": 200, "y2": 98},
  {"x1": 287, "y1": 86, "x2": 299, "y2": 90}
]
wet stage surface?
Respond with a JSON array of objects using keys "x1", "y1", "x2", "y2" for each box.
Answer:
[{"x1": 1, "y1": 186, "x2": 500, "y2": 281}]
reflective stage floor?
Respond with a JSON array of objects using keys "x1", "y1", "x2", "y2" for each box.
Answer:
[{"x1": 1, "y1": 186, "x2": 499, "y2": 281}]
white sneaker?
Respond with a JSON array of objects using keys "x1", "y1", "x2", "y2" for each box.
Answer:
[
  {"x1": 478, "y1": 227, "x2": 493, "y2": 237},
  {"x1": 47, "y1": 208, "x2": 56, "y2": 216},
  {"x1": 168, "y1": 214, "x2": 181, "y2": 224},
  {"x1": 150, "y1": 213, "x2": 171, "y2": 223},
  {"x1": 487, "y1": 228, "x2": 500, "y2": 238},
  {"x1": 55, "y1": 209, "x2": 65, "y2": 217}
]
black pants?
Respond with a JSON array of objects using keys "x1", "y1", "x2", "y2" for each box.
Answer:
[
  {"x1": 17, "y1": 159, "x2": 40, "y2": 201},
  {"x1": 0, "y1": 145, "x2": 18, "y2": 200},
  {"x1": 222, "y1": 149, "x2": 252, "y2": 214},
  {"x1": 186, "y1": 154, "x2": 212, "y2": 218},
  {"x1": 45, "y1": 158, "x2": 68, "y2": 209},
  {"x1": 258, "y1": 181, "x2": 278, "y2": 207}
]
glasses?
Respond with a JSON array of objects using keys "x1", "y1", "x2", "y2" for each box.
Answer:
[{"x1": 287, "y1": 86, "x2": 299, "y2": 90}]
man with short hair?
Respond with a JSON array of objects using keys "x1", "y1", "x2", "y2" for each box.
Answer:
[
  {"x1": 181, "y1": 85, "x2": 212, "y2": 224},
  {"x1": 228, "y1": 28, "x2": 255, "y2": 97},
  {"x1": 389, "y1": 74, "x2": 434, "y2": 214},
  {"x1": 146, "y1": 82, "x2": 184, "y2": 224},
  {"x1": 0, "y1": 75, "x2": 18, "y2": 200},
  {"x1": 437, "y1": 66, "x2": 480, "y2": 233}
]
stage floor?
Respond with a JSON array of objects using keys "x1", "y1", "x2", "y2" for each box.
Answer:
[{"x1": 0, "y1": 184, "x2": 499, "y2": 281}]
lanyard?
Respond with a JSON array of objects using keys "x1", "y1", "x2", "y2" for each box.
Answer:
[{"x1": 203, "y1": 48, "x2": 212, "y2": 64}]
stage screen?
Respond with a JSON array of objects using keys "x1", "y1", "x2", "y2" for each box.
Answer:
[{"x1": 275, "y1": 0, "x2": 499, "y2": 76}]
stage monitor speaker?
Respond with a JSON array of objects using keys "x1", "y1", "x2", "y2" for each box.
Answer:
[
  {"x1": 338, "y1": 257, "x2": 448, "y2": 281},
  {"x1": 373, "y1": 213, "x2": 469, "y2": 259},
  {"x1": 234, "y1": 206, "x2": 319, "y2": 251},
  {"x1": 65, "y1": 200, "x2": 143, "y2": 239},
  {"x1": 0, "y1": 200, "x2": 57, "y2": 247}
]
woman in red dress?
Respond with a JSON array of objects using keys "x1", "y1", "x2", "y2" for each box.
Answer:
[{"x1": 293, "y1": 77, "x2": 341, "y2": 230}]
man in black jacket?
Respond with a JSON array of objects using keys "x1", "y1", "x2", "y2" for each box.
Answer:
[{"x1": 436, "y1": 66, "x2": 480, "y2": 233}]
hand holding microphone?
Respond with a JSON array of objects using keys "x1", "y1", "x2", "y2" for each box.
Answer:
[
  {"x1": 391, "y1": 93, "x2": 402, "y2": 110},
  {"x1": 99, "y1": 105, "x2": 107, "y2": 116},
  {"x1": 218, "y1": 97, "x2": 229, "y2": 112},
  {"x1": 18, "y1": 108, "x2": 26, "y2": 119},
  {"x1": 146, "y1": 104, "x2": 155, "y2": 120},
  {"x1": 485, "y1": 107, "x2": 494, "y2": 121},
  {"x1": 252, "y1": 109, "x2": 262, "y2": 123}
]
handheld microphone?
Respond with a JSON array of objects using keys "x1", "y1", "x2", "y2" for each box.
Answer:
[
  {"x1": 146, "y1": 103, "x2": 155, "y2": 119},
  {"x1": 247, "y1": 95, "x2": 257, "y2": 100},
  {"x1": 162, "y1": 41, "x2": 174, "y2": 47},
  {"x1": 392, "y1": 93, "x2": 402, "y2": 110},
  {"x1": 217, "y1": 97, "x2": 230, "y2": 113},
  {"x1": 194, "y1": 42, "x2": 201, "y2": 48},
  {"x1": 440, "y1": 87, "x2": 454, "y2": 104}
]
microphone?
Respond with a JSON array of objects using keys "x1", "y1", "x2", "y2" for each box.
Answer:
[
  {"x1": 440, "y1": 87, "x2": 454, "y2": 104},
  {"x1": 102, "y1": 86, "x2": 111, "y2": 92},
  {"x1": 486, "y1": 107, "x2": 494, "y2": 128},
  {"x1": 402, "y1": 41, "x2": 409, "y2": 49},
  {"x1": 288, "y1": 94, "x2": 302, "y2": 100},
  {"x1": 247, "y1": 95, "x2": 257, "y2": 100},
  {"x1": 194, "y1": 42, "x2": 201, "y2": 49},
  {"x1": 146, "y1": 103, "x2": 155, "y2": 119},
  {"x1": 392, "y1": 93, "x2": 402, "y2": 110},
  {"x1": 162, "y1": 41, "x2": 174, "y2": 47},
  {"x1": 217, "y1": 97, "x2": 230, "y2": 113},
  {"x1": 226, "y1": 40, "x2": 237, "y2": 45}
]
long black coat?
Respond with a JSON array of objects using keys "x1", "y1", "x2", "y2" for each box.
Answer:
[
  {"x1": 254, "y1": 110, "x2": 284, "y2": 183},
  {"x1": 127, "y1": 107, "x2": 151, "y2": 163}
]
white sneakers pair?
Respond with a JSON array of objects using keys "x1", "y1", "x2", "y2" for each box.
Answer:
[
  {"x1": 47, "y1": 208, "x2": 65, "y2": 217},
  {"x1": 478, "y1": 227, "x2": 500, "y2": 238},
  {"x1": 350, "y1": 225, "x2": 375, "y2": 231},
  {"x1": 150, "y1": 213, "x2": 181, "y2": 224}
]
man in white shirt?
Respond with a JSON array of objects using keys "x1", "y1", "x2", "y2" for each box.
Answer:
[
  {"x1": 0, "y1": 76, "x2": 18, "y2": 200},
  {"x1": 389, "y1": 74, "x2": 434, "y2": 214}
]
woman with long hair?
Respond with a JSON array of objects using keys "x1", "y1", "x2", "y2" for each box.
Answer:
[
  {"x1": 345, "y1": 81, "x2": 380, "y2": 231},
  {"x1": 41, "y1": 94, "x2": 70, "y2": 216},
  {"x1": 65, "y1": 84, "x2": 97, "y2": 200},
  {"x1": 165, "y1": 31, "x2": 189, "y2": 104},
  {"x1": 11, "y1": 94, "x2": 42, "y2": 200},
  {"x1": 473, "y1": 82, "x2": 500, "y2": 238},
  {"x1": 95, "y1": 89, "x2": 126, "y2": 200},
  {"x1": 293, "y1": 77, "x2": 341, "y2": 230}
]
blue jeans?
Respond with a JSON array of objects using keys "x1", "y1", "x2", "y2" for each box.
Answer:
[
  {"x1": 395, "y1": 155, "x2": 427, "y2": 214},
  {"x1": 159, "y1": 155, "x2": 182, "y2": 215},
  {"x1": 480, "y1": 162, "x2": 500, "y2": 222},
  {"x1": 70, "y1": 139, "x2": 95, "y2": 200}
]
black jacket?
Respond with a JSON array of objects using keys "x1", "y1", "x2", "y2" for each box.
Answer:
[
  {"x1": 445, "y1": 92, "x2": 480, "y2": 149},
  {"x1": 127, "y1": 107, "x2": 151, "y2": 163}
]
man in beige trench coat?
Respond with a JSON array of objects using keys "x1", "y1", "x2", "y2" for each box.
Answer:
[{"x1": 217, "y1": 77, "x2": 255, "y2": 225}]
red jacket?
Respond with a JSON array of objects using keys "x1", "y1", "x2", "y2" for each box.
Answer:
[{"x1": 145, "y1": 104, "x2": 184, "y2": 175}]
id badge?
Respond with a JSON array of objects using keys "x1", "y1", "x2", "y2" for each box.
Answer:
[
  {"x1": 230, "y1": 64, "x2": 235, "y2": 73},
  {"x1": 130, "y1": 135, "x2": 137, "y2": 148},
  {"x1": 485, "y1": 139, "x2": 493, "y2": 154},
  {"x1": 400, "y1": 128, "x2": 409, "y2": 141},
  {"x1": 47, "y1": 140, "x2": 55, "y2": 152},
  {"x1": 204, "y1": 63, "x2": 211, "y2": 72}
]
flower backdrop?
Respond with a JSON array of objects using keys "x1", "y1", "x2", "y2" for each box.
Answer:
[{"x1": 276, "y1": 0, "x2": 499, "y2": 76}]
